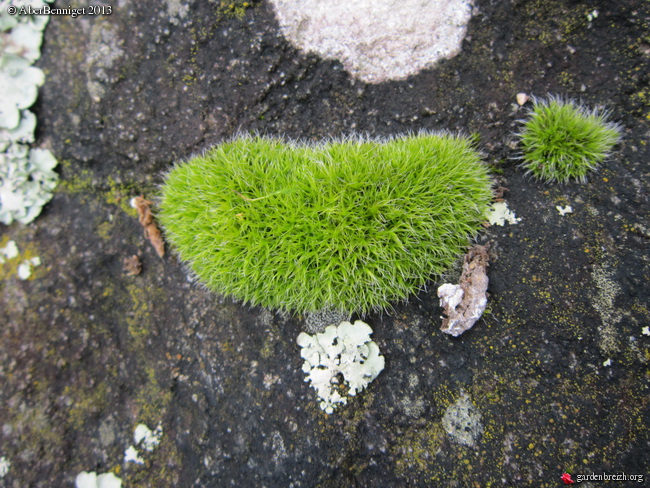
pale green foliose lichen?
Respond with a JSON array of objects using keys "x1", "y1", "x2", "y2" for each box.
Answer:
[
  {"x1": 0, "y1": 456, "x2": 10, "y2": 478},
  {"x1": 124, "y1": 445, "x2": 144, "y2": 464},
  {"x1": 133, "y1": 423, "x2": 162, "y2": 452},
  {"x1": 0, "y1": 145, "x2": 58, "y2": 224},
  {"x1": 125, "y1": 422, "x2": 163, "y2": 464},
  {"x1": 297, "y1": 320, "x2": 385, "y2": 414},
  {"x1": 0, "y1": 0, "x2": 58, "y2": 225},
  {"x1": 486, "y1": 201, "x2": 521, "y2": 226},
  {"x1": 17, "y1": 255, "x2": 41, "y2": 279},
  {"x1": 0, "y1": 239, "x2": 18, "y2": 262},
  {"x1": 0, "y1": 54, "x2": 44, "y2": 129},
  {"x1": 75, "y1": 471, "x2": 122, "y2": 488}
]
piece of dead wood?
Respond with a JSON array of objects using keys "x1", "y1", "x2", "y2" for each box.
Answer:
[
  {"x1": 438, "y1": 244, "x2": 490, "y2": 337},
  {"x1": 493, "y1": 185, "x2": 509, "y2": 201},
  {"x1": 123, "y1": 254, "x2": 142, "y2": 276},
  {"x1": 131, "y1": 196, "x2": 165, "y2": 258}
]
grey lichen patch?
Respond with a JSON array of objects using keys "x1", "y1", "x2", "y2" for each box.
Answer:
[
  {"x1": 98, "y1": 416, "x2": 117, "y2": 448},
  {"x1": 399, "y1": 396, "x2": 426, "y2": 418},
  {"x1": 85, "y1": 23, "x2": 124, "y2": 102},
  {"x1": 163, "y1": 0, "x2": 190, "y2": 25},
  {"x1": 442, "y1": 390, "x2": 483, "y2": 447},
  {"x1": 590, "y1": 265, "x2": 622, "y2": 355},
  {"x1": 257, "y1": 308, "x2": 274, "y2": 327},
  {"x1": 267, "y1": 431, "x2": 288, "y2": 467},
  {"x1": 270, "y1": 0, "x2": 474, "y2": 83}
]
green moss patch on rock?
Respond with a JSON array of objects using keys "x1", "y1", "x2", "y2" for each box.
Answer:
[{"x1": 159, "y1": 133, "x2": 493, "y2": 315}]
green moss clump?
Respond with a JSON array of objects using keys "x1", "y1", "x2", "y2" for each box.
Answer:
[
  {"x1": 159, "y1": 133, "x2": 492, "y2": 315},
  {"x1": 517, "y1": 96, "x2": 622, "y2": 183}
]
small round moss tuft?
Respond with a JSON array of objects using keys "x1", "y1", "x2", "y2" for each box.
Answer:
[
  {"x1": 158, "y1": 133, "x2": 492, "y2": 315},
  {"x1": 517, "y1": 96, "x2": 622, "y2": 183}
]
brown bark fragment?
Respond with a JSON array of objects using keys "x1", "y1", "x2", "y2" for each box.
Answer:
[
  {"x1": 438, "y1": 244, "x2": 490, "y2": 337},
  {"x1": 123, "y1": 255, "x2": 142, "y2": 276},
  {"x1": 132, "y1": 196, "x2": 165, "y2": 258}
]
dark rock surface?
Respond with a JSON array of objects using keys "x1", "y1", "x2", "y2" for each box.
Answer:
[{"x1": 1, "y1": 0, "x2": 648, "y2": 486}]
